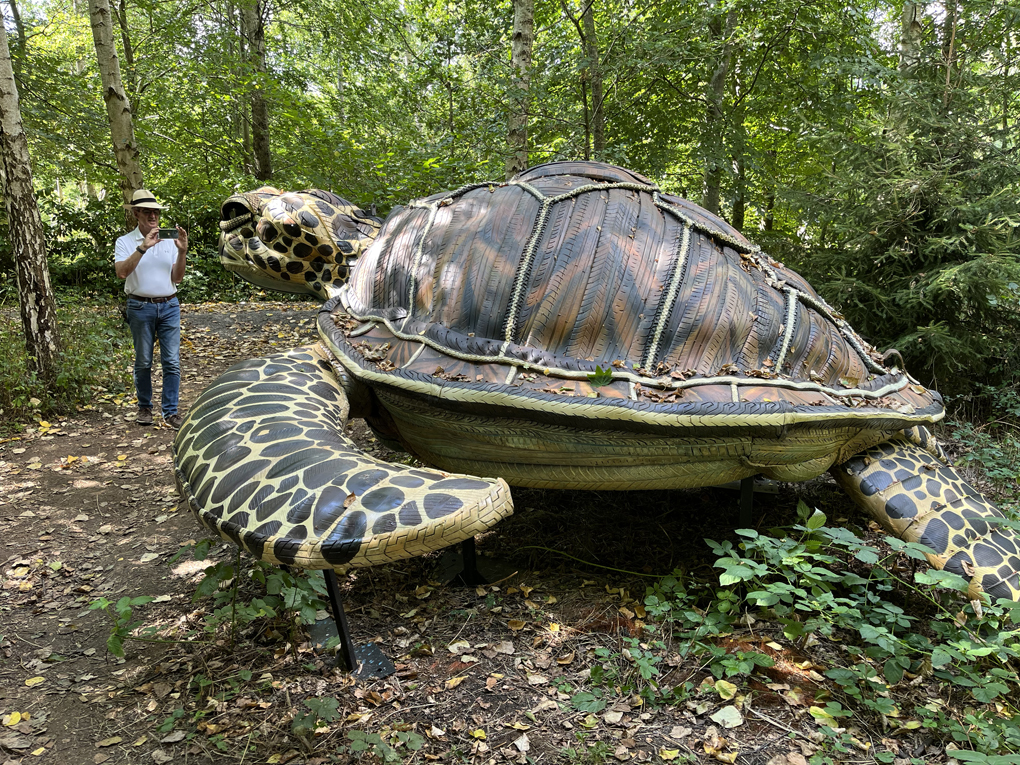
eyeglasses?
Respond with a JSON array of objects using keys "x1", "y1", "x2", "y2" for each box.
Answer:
[{"x1": 136, "y1": 209, "x2": 161, "y2": 217}]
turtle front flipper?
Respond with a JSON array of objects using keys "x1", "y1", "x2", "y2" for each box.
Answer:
[
  {"x1": 832, "y1": 431, "x2": 1020, "y2": 602},
  {"x1": 173, "y1": 345, "x2": 513, "y2": 568}
]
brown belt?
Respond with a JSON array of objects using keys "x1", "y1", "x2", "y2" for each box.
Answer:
[{"x1": 129, "y1": 294, "x2": 177, "y2": 304}]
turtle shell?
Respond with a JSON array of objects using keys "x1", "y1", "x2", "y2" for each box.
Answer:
[{"x1": 319, "y1": 161, "x2": 943, "y2": 489}]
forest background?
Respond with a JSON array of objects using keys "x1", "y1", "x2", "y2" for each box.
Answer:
[
  {"x1": 1, "y1": 0, "x2": 1020, "y2": 414},
  {"x1": 2, "y1": 1, "x2": 1020, "y2": 761}
]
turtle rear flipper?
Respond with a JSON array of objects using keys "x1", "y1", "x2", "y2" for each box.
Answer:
[
  {"x1": 833, "y1": 433, "x2": 1020, "y2": 602},
  {"x1": 173, "y1": 345, "x2": 513, "y2": 569}
]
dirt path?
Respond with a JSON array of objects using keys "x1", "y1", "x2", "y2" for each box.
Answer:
[{"x1": 1, "y1": 302, "x2": 937, "y2": 765}]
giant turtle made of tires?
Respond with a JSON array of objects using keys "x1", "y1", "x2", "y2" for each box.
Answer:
[{"x1": 173, "y1": 161, "x2": 1020, "y2": 602}]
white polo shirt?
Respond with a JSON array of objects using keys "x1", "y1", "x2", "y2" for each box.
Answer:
[{"x1": 114, "y1": 227, "x2": 179, "y2": 298}]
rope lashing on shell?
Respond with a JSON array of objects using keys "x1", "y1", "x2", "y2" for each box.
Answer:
[
  {"x1": 328, "y1": 296, "x2": 929, "y2": 405},
  {"x1": 774, "y1": 287, "x2": 800, "y2": 374},
  {"x1": 642, "y1": 223, "x2": 692, "y2": 370}
]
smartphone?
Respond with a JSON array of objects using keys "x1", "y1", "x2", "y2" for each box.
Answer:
[{"x1": 158, "y1": 228, "x2": 179, "y2": 240}]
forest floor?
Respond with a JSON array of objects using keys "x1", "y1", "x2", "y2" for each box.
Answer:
[{"x1": 0, "y1": 302, "x2": 1003, "y2": 765}]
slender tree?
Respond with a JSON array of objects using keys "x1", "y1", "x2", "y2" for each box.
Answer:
[
  {"x1": 241, "y1": 0, "x2": 272, "y2": 180},
  {"x1": 506, "y1": 0, "x2": 535, "y2": 178},
  {"x1": 702, "y1": 4, "x2": 735, "y2": 215},
  {"x1": 7, "y1": 0, "x2": 26, "y2": 54},
  {"x1": 0, "y1": 22, "x2": 62, "y2": 386},
  {"x1": 581, "y1": 0, "x2": 603, "y2": 157},
  {"x1": 88, "y1": 0, "x2": 144, "y2": 220}
]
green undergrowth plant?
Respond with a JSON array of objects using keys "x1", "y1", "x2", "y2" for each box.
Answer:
[
  {"x1": 952, "y1": 421, "x2": 1020, "y2": 504},
  {"x1": 347, "y1": 727, "x2": 425, "y2": 764},
  {"x1": 93, "y1": 542, "x2": 335, "y2": 660},
  {"x1": 88, "y1": 595, "x2": 157, "y2": 658},
  {"x1": 181, "y1": 540, "x2": 331, "y2": 645},
  {"x1": 639, "y1": 501, "x2": 1020, "y2": 760},
  {"x1": 0, "y1": 304, "x2": 132, "y2": 426}
]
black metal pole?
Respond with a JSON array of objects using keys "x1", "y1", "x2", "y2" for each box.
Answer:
[
  {"x1": 460, "y1": 537, "x2": 480, "y2": 585},
  {"x1": 324, "y1": 569, "x2": 357, "y2": 672}
]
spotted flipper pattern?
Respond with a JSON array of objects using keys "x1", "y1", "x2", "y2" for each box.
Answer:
[
  {"x1": 173, "y1": 345, "x2": 513, "y2": 568},
  {"x1": 833, "y1": 433, "x2": 1020, "y2": 601}
]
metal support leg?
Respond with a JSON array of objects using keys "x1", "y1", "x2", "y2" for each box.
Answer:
[
  {"x1": 739, "y1": 476, "x2": 755, "y2": 527},
  {"x1": 436, "y1": 536, "x2": 515, "y2": 587},
  {"x1": 319, "y1": 569, "x2": 395, "y2": 679},
  {"x1": 459, "y1": 537, "x2": 482, "y2": 586},
  {"x1": 324, "y1": 569, "x2": 358, "y2": 672}
]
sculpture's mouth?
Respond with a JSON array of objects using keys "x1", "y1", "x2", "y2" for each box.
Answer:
[
  {"x1": 218, "y1": 190, "x2": 276, "y2": 289},
  {"x1": 219, "y1": 209, "x2": 255, "y2": 236}
]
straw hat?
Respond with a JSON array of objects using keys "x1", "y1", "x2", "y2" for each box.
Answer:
[{"x1": 127, "y1": 189, "x2": 167, "y2": 210}]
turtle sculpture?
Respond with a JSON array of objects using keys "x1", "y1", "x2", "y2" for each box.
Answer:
[{"x1": 174, "y1": 161, "x2": 1020, "y2": 603}]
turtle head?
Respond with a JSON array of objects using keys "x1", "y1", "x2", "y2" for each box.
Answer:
[{"x1": 218, "y1": 187, "x2": 382, "y2": 300}]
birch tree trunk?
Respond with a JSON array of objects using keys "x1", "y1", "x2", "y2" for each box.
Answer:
[
  {"x1": 900, "y1": 2, "x2": 923, "y2": 71},
  {"x1": 505, "y1": 0, "x2": 534, "y2": 179},
  {"x1": 88, "y1": 0, "x2": 144, "y2": 221},
  {"x1": 0, "y1": 23, "x2": 62, "y2": 386},
  {"x1": 241, "y1": 0, "x2": 272, "y2": 181}
]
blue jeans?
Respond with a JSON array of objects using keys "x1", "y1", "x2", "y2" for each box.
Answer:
[{"x1": 126, "y1": 297, "x2": 181, "y2": 416}]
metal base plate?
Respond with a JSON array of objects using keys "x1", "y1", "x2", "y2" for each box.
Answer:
[{"x1": 309, "y1": 619, "x2": 395, "y2": 679}]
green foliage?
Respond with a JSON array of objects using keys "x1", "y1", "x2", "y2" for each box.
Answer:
[
  {"x1": 561, "y1": 731, "x2": 615, "y2": 765},
  {"x1": 88, "y1": 595, "x2": 156, "y2": 658},
  {"x1": 586, "y1": 365, "x2": 614, "y2": 387},
  {"x1": 291, "y1": 696, "x2": 341, "y2": 737},
  {"x1": 952, "y1": 422, "x2": 1020, "y2": 501},
  {"x1": 347, "y1": 728, "x2": 425, "y2": 764},
  {"x1": 793, "y1": 39, "x2": 1020, "y2": 395},
  {"x1": 626, "y1": 494, "x2": 1020, "y2": 759},
  {"x1": 0, "y1": 305, "x2": 132, "y2": 425},
  {"x1": 184, "y1": 541, "x2": 329, "y2": 647}
]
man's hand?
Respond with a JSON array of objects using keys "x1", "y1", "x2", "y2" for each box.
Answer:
[
  {"x1": 141, "y1": 227, "x2": 159, "y2": 251},
  {"x1": 174, "y1": 226, "x2": 189, "y2": 254}
]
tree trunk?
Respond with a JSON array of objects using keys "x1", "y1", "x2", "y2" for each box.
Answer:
[
  {"x1": 732, "y1": 153, "x2": 745, "y2": 232},
  {"x1": 581, "y1": 0, "x2": 603, "y2": 158},
  {"x1": 702, "y1": 8, "x2": 735, "y2": 216},
  {"x1": 116, "y1": 0, "x2": 137, "y2": 96},
  {"x1": 8, "y1": 0, "x2": 26, "y2": 55},
  {"x1": 0, "y1": 23, "x2": 62, "y2": 386},
  {"x1": 241, "y1": 0, "x2": 272, "y2": 181},
  {"x1": 506, "y1": 0, "x2": 534, "y2": 179},
  {"x1": 900, "y1": 2, "x2": 922, "y2": 72},
  {"x1": 941, "y1": 0, "x2": 958, "y2": 107},
  {"x1": 88, "y1": 0, "x2": 144, "y2": 221}
]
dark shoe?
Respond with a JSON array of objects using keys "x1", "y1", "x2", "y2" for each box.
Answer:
[
  {"x1": 164, "y1": 413, "x2": 185, "y2": 430},
  {"x1": 136, "y1": 407, "x2": 153, "y2": 426}
]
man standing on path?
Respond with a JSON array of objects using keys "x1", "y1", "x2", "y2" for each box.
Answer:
[{"x1": 114, "y1": 189, "x2": 189, "y2": 429}]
